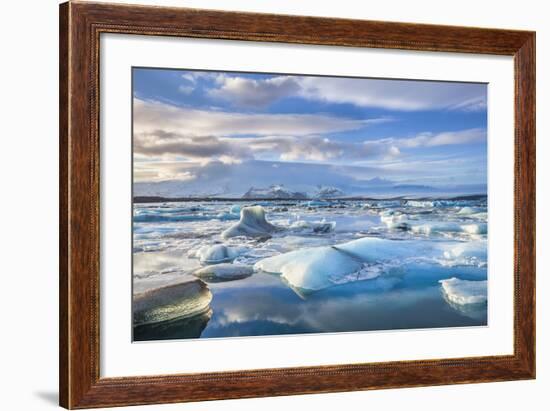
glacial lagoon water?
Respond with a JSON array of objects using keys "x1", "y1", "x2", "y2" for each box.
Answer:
[{"x1": 133, "y1": 197, "x2": 488, "y2": 341}]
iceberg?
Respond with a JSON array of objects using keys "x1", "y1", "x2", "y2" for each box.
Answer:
[
  {"x1": 215, "y1": 212, "x2": 240, "y2": 221},
  {"x1": 439, "y1": 277, "x2": 487, "y2": 305},
  {"x1": 222, "y1": 206, "x2": 279, "y2": 239},
  {"x1": 461, "y1": 223, "x2": 488, "y2": 235},
  {"x1": 412, "y1": 222, "x2": 487, "y2": 236},
  {"x1": 229, "y1": 204, "x2": 242, "y2": 215},
  {"x1": 254, "y1": 246, "x2": 364, "y2": 291},
  {"x1": 193, "y1": 263, "x2": 254, "y2": 282},
  {"x1": 411, "y1": 222, "x2": 463, "y2": 235},
  {"x1": 188, "y1": 244, "x2": 246, "y2": 265},
  {"x1": 470, "y1": 212, "x2": 488, "y2": 220},
  {"x1": 440, "y1": 241, "x2": 487, "y2": 267},
  {"x1": 288, "y1": 219, "x2": 336, "y2": 233},
  {"x1": 133, "y1": 213, "x2": 211, "y2": 223},
  {"x1": 254, "y1": 237, "x2": 425, "y2": 291},
  {"x1": 406, "y1": 200, "x2": 434, "y2": 208},
  {"x1": 305, "y1": 200, "x2": 332, "y2": 208},
  {"x1": 253, "y1": 236, "x2": 487, "y2": 292},
  {"x1": 457, "y1": 206, "x2": 482, "y2": 215},
  {"x1": 379, "y1": 211, "x2": 410, "y2": 230},
  {"x1": 376, "y1": 200, "x2": 402, "y2": 208},
  {"x1": 211, "y1": 203, "x2": 244, "y2": 220},
  {"x1": 133, "y1": 279, "x2": 212, "y2": 326}
]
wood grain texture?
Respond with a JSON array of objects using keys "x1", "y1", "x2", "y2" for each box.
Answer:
[
  {"x1": 59, "y1": 1, "x2": 536, "y2": 408},
  {"x1": 59, "y1": 2, "x2": 69, "y2": 407}
]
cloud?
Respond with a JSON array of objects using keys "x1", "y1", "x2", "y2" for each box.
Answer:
[
  {"x1": 394, "y1": 128, "x2": 486, "y2": 148},
  {"x1": 134, "y1": 99, "x2": 485, "y2": 164},
  {"x1": 133, "y1": 98, "x2": 397, "y2": 163},
  {"x1": 134, "y1": 160, "x2": 195, "y2": 182},
  {"x1": 178, "y1": 85, "x2": 194, "y2": 95},
  {"x1": 134, "y1": 98, "x2": 382, "y2": 137},
  {"x1": 181, "y1": 71, "x2": 219, "y2": 84},
  {"x1": 209, "y1": 76, "x2": 301, "y2": 108},
  {"x1": 134, "y1": 131, "x2": 253, "y2": 163},
  {"x1": 241, "y1": 135, "x2": 400, "y2": 162},
  {"x1": 134, "y1": 131, "x2": 401, "y2": 164},
  {"x1": 298, "y1": 77, "x2": 487, "y2": 111},
  {"x1": 205, "y1": 74, "x2": 487, "y2": 111},
  {"x1": 134, "y1": 131, "x2": 399, "y2": 163}
]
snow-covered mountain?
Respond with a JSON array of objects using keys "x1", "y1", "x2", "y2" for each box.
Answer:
[
  {"x1": 242, "y1": 185, "x2": 308, "y2": 199},
  {"x1": 314, "y1": 186, "x2": 345, "y2": 198}
]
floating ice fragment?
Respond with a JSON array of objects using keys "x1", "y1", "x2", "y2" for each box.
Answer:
[
  {"x1": 222, "y1": 206, "x2": 279, "y2": 239},
  {"x1": 229, "y1": 204, "x2": 241, "y2": 215},
  {"x1": 411, "y1": 221, "x2": 487, "y2": 236},
  {"x1": 134, "y1": 213, "x2": 211, "y2": 223},
  {"x1": 193, "y1": 263, "x2": 254, "y2": 282},
  {"x1": 406, "y1": 200, "x2": 434, "y2": 208},
  {"x1": 411, "y1": 222, "x2": 462, "y2": 235},
  {"x1": 460, "y1": 223, "x2": 488, "y2": 235},
  {"x1": 133, "y1": 279, "x2": 212, "y2": 326},
  {"x1": 377, "y1": 200, "x2": 402, "y2": 208},
  {"x1": 189, "y1": 244, "x2": 246, "y2": 264},
  {"x1": 470, "y1": 212, "x2": 488, "y2": 220},
  {"x1": 439, "y1": 277, "x2": 487, "y2": 305},
  {"x1": 215, "y1": 212, "x2": 240, "y2": 221},
  {"x1": 379, "y1": 211, "x2": 411, "y2": 230},
  {"x1": 288, "y1": 219, "x2": 336, "y2": 233},
  {"x1": 305, "y1": 200, "x2": 332, "y2": 208},
  {"x1": 457, "y1": 206, "x2": 481, "y2": 215},
  {"x1": 440, "y1": 241, "x2": 487, "y2": 266}
]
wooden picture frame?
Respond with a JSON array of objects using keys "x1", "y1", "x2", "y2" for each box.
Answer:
[{"x1": 59, "y1": 1, "x2": 535, "y2": 408}]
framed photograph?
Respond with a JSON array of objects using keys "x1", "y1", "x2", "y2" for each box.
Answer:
[{"x1": 59, "y1": 1, "x2": 535, "y2": 409}]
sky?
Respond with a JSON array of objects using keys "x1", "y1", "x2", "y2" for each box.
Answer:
[{"x1": 132, "y1": 67, "x2": 487, "y2": 197}]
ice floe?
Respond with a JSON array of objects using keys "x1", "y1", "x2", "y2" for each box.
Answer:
[
  {"x1": 439, "y1": 277, "x2": 487, "y2": 305},
  {"x1": 133, "y1": 279, "x2": 212, "y2": 326}
]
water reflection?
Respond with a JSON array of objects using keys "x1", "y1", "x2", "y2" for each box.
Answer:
[
  {"x1": 134, "y1": 310, "x2": 212, "y2": 341},
  {"x1": 202, "y1": 272, "x2": 486, "y2": 338}
]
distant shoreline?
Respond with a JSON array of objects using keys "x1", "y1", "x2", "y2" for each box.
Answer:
[{"x1": 133, "y1": 194, "x2": 487, "y2": 204}]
